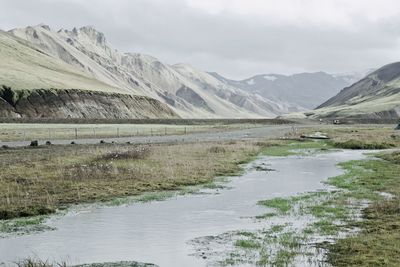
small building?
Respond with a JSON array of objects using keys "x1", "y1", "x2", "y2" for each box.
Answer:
[
  {"x1": 333, "y1": 119, "x2": 340, "y2": 125},
  {"x1": 395, "y1": 123, "x2": 400, "y2": 130}
]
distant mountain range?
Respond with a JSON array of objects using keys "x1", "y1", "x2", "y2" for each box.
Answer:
[
  {"x1": 0, "y1": 24, "x2": 380, "y2": 119},
  {"x1": 209, "y1": 71, "x2": 369, "y2": 111},
  {"x1": 313, "y1": 62, "x2": 400, "y2": 119}
]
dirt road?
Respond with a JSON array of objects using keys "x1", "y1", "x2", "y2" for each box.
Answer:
[{"x1": 0, "y1": 125, "x2": 306, "y2": 147}]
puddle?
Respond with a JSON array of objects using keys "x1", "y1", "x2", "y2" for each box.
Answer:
[{"x1": 0, "y1": 150, "x2": 367, "y2": 266}]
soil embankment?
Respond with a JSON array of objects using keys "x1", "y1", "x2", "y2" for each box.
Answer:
[{"x1": 0, "y1": 87, "x2": 179, "y2": 119}]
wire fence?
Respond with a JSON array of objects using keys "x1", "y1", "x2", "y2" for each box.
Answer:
[{"x1": 0, "y1": 124, "x2": 257, "y2": 142}]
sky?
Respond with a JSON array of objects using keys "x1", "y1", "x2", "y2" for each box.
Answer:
[{"x1": 1, "y1": 0, "x2": 400, "y2": 79}]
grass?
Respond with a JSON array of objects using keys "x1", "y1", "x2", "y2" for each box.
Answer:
[
  {"x1": 217, "y1": 127, "x2": 400, "y2": 266},
  {"x1": 0, "y1": 140, "x2": 263, "y2": 222},
  {"x1": 3, "y1": 126, "x2": 400, "y2": 265},
  {"x1": 235, "y1": 239, "x2": 261, "y2": 249},
  {"x1": 332, "y1": 139, "x2": 395, "y2": 149},
  {"x1": 258, "y1": 197, "x2": 293, "y2": 214},
  {"x1": 260, "y1": 140, "x2": 333, "y2": 157},
  {"x1": 325, "y1": 151, "x2": 400, "y2": 266},
  {"x1": 14, "y1": 258, "x2": 66, "y2": 267},
  {"x1": 13, "y1": 258, "x2": 155, "y2": 267},
  {"x1": 312, "y1": 126, "x2": 400, "y2": 148}
]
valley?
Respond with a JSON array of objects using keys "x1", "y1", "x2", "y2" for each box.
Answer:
[
  {"x1": 1, "y1": 3, "x2": 400, "y2": 265},
  {"x1": 0, "y1": 124, "x2": 399, "y2": 267}
]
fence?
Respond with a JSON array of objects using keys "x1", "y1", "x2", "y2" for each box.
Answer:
[{"x1": 0, "y1": 123, "x2": 260, "y2": 142}]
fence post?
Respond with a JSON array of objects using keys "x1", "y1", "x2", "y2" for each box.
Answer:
[
  {"x1": 184, "y1": 127, "x2": 187, "y2": 134},
  {"x1": 48, "y1": 129, "x2": 51, "y2": 140},
  {"x1": 93, "y1": 128, "x2": 96, "y2": 138},
  {"x1": 75, "y1": 128, "x2": 78, "y2": 139},
  {"x1": 117, "y1": 127, "x2": 120, "y2": 138}
]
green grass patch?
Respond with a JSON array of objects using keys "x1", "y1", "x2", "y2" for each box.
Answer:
[
  {"x1": 235, "y1": 239, "x2": 261, "y2": 249},
  {"x1": 258, "y1": 197, "x2": 292, "y2": 214},
  {"x1": 261, "y1": 140, "x2": 332, "y2": 156}
]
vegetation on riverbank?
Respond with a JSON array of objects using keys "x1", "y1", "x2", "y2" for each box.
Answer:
[
  {"x1": 14, "y1": 258, "x2": 157, "y2": 267},
  {"x1": 2, "y1": 125, "x2": 400, "y2": 266},
  {"x1": 214, "y1": 127, "x2": 400, "y2": 266},
  {"x1": 326, "y1": 151, "x2": 400, "y2": 266},
  {"x1": 0, "y1": 140, "x2": 262, "y2": 222}
]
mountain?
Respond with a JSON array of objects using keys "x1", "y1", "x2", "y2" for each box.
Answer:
[
  {"x1": 209, "y1": 71, "x2": 364, "y2": 111},
  {"x1": 311, "y1": 62, "x2": 400, "y2": 119},
  {"x1": 0, "y1": 28, "x2": 177, "y2": 119},
  {"x1": 6, "y1": 24, "x2": 295, "y2": 118}
]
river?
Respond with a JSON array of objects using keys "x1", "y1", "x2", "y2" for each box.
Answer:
[{"x1": 0, "y1": 150, "x2": 367, "y2": 266}]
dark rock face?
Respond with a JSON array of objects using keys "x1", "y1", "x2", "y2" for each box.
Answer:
[
  {"x1": 0, "y1": 88, "x2": 179, "y2": 119},
  {"x1": 176, "y1": 86, "x2": 213, "y2": 112}
]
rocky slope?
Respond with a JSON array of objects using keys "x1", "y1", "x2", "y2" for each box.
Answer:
[
  {"x1": 314, "y1": 62, "x2": 400, "y2": 119},
  {"x1": 0, "y1": 87, "x2": 177, "y2": 119},
  {"x1": 0, "y1": 30, "x2": 177, "y2": 119},
  {"x1": 8, "y1": 24, "x2": 289, "y2": 118},
  {"x1": 209, "y1": 71, "x2": 365, "y2": 111}
]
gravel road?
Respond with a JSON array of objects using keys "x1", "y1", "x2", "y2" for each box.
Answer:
[{"x1": 0, "y1": 125, "x2": 307, "y2": 147}]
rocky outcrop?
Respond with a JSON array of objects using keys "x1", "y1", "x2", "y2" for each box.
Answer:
[
  {"x1": 176, "y1": 86, "x2": 213, "y2": 112},
  {"x1": 0, "y1": 87, "x2": 179, "y2": 119}
]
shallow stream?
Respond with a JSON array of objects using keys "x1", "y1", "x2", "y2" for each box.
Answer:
[{"x1": 0, "y1": 150, "x2": 367, "y2": 266}]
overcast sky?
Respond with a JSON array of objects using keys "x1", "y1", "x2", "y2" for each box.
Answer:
[{"x1": 1, "y1": 0, "x2": 400, "y2": 79}]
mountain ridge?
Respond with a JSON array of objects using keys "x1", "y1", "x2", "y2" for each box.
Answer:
[
  {"x1": 209, "y1": 70, "x2": 364, "y2": 111},
  {"x1": 8, "y1": 24, "x2": 288, "y2": 118}
]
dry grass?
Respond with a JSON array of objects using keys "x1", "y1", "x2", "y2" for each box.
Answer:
[
  {"x1": 302, "y1": 126, "x2": 400, "y2": 149},
  {"x1": 0, "y1": 141, "x2": 261, "y2": 220},
  {"x1": 15, "y1": 258, "x2": 66, "y2": 267}
]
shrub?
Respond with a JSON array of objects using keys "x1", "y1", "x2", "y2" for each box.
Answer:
[
  {"x1": 30, "y1": 140, "x2": 39, "y2": 147},
  {"x1": 209, "y1": 146, "x2": 226, "y2": 153},
  {"x1": 98, "y1": 146, "x2": 151, "y2": 161}
]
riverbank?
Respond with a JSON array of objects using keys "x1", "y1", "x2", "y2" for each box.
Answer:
[
  {"x1": 208, "y1": 127, "x2": 400, "y2": 266},
  {"x1": 0, "y1": 140, "x2": 263, "y2": 222},
  {"x1": 1, "y1": 125, "x2": 398, "y2": 220},
  {"x1": 1, "y1": 125, "x2": 399, "y2": 266}
]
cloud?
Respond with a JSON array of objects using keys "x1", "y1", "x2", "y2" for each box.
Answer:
[{"x1": 1, "y1": 0, "x2": 400, "y2": 78}]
